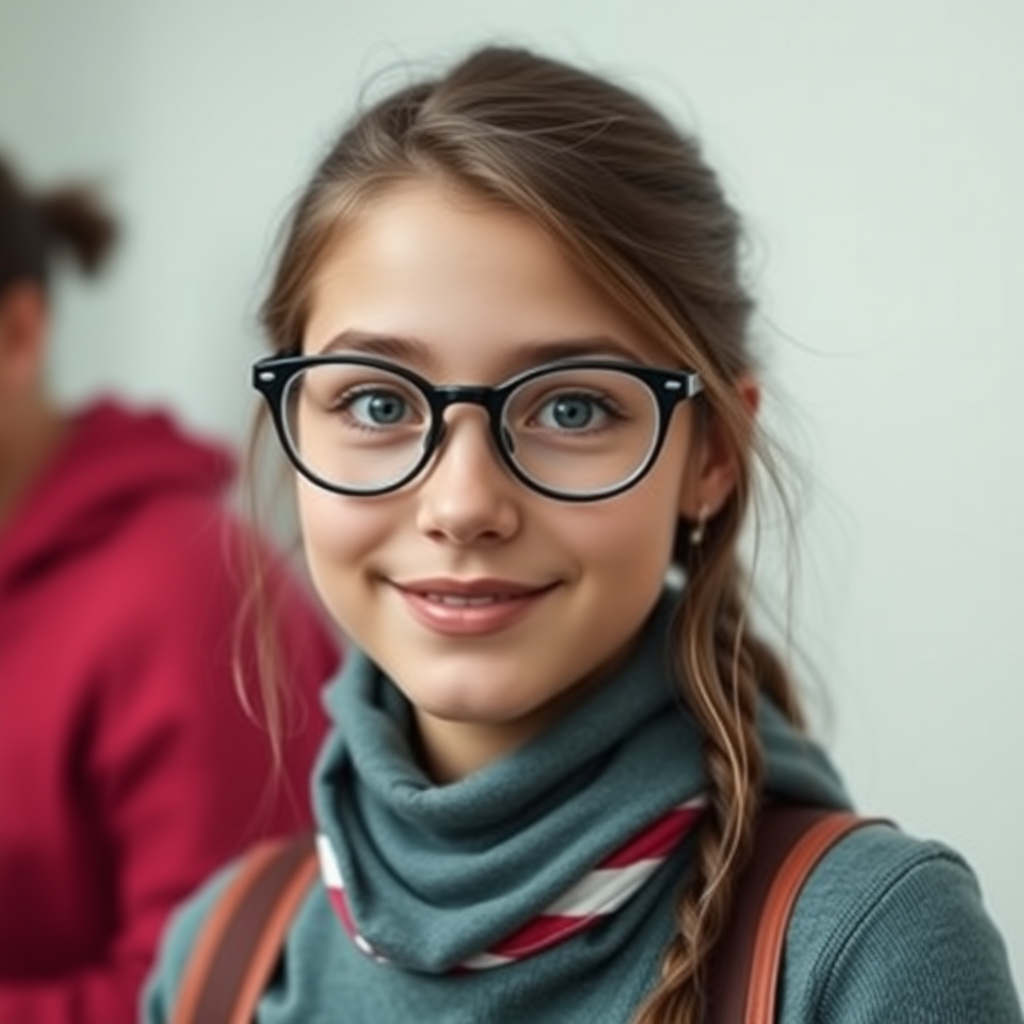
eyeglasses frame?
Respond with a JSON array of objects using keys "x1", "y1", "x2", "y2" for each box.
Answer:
[{"x1": 252, "y1": 353, "x2": 704, "y2": 502}]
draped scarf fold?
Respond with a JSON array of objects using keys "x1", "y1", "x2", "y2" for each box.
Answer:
[{"x1": 312, "y1": 593, "x2": 850, "y2": 976}]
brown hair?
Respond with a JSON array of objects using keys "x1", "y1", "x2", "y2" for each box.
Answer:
[
  {"x1": 0, "y1": 154, "x2": 118, "y2": 296},
  {"x1": 253, "y1": 45, "x2": 804, "y2": 1023}
]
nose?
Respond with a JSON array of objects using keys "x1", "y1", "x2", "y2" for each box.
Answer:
[{"x1": 415, "y1": 406, "x2": 521, "y2": 545}]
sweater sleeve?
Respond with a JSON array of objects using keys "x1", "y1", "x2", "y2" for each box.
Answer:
[
  {"x1": 781, "y1": 824, "x2": 1023, "y2": 1024},
  {"x1": 0, "y1": 510, "x2": 339, "y2": 1024}
]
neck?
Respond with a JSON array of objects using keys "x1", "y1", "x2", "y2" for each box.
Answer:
[
  {"x1": 414, "y1": 713, "x2": 538, "y2": 783},
  {"x1": 411, "y1": 640, "x2": 647, "y2": 784},
  {"x1": 0, "y1": 398, "x2": 68, "y2": 528}
]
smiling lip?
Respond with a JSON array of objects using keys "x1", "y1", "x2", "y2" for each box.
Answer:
[{"x1": 391, "y1": 577, "x2": 557, "y2": 636}]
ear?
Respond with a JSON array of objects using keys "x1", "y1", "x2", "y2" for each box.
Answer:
[
  {"x1": 0, "y1": 281, "x2": 49, "y2": 395},
  {"x1": 678, "y1": 373, "x2": 760, "y2": 520}
]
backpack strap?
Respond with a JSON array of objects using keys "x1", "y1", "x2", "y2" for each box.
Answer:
[
  {"x1": 171, "y1": 831, "x2": 318, "y2": 1024},
  {"x1": 172, "y1": 809, "x2": 887, "y2": 1024},
  {"x1": 705, "y1": 806, "x2": 889, "y2": 1024}
]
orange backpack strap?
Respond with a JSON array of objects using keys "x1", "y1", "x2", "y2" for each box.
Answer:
[
  {"x1": 171, "y1": 810, "x2": 888, "y2": 1024},
  {"x1": 705, "y1": 806, "x2": 891, "y2": 1024},
  {"x1": 171, "y1": 831, "x2": 318, "y2": 1024}
]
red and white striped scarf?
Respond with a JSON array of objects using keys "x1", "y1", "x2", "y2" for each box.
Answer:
[{"x1": 316, "y1": 794, "x2": 705, "y2": 970}]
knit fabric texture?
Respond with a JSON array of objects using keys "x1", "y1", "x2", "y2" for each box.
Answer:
[{"x1": 144, "y1": 594, "x2": 1022, "y2": 1023}]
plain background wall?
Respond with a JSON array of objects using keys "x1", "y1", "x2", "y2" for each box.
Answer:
[{"x1": 3, "y1": 0, "x2": 1022, "y2": 989}]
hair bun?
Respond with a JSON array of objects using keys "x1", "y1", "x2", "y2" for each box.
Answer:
[{"x1": 39, "y1": 186, "x2": 119, "y2": 275}]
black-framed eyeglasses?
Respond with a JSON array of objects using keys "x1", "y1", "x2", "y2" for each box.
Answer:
[{"x1": 252, "y1": 354, "x2": 704, "y2": 502}]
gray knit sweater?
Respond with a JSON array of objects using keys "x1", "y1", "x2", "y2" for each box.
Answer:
[{"x1": 144, "y1": 598, "x2": 1022, "y2": 1022}]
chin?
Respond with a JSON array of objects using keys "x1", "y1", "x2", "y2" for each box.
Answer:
[{"x1": 407, "y1": 684, "x2": 532, "y2": 726}]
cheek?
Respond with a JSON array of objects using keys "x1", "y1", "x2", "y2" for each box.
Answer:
[
  {"x1": 549, "y1": 487, "x2": 680, "y2": 580},
  {"x1": 296, "y1": 484, "x2": 382, "y2": 597}
]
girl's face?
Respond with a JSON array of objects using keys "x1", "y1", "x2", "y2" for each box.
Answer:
[{"x1": 300, "y1": 180, "x2": 705, "y2": 780}]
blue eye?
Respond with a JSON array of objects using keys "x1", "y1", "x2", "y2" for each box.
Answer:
[
  {"x1": 535, "y1": 392, "x2": 610, "y2": 431},
  {"x1": 349, "y1": 390, "x2": 411, "y2": 426}
]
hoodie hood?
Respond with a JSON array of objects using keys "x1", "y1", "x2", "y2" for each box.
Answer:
[{"x1": 0, "y1": 399, "x2": 235, "y2": 595}]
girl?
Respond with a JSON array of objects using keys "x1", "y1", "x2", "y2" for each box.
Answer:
[
  {"x1": 145, "y1": 45, "x2": 1021, "y2": 1023},
  {"x1": 0, "y1": 155, "x2": 339, "y2": 1024}
]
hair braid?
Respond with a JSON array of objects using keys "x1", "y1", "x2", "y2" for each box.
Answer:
[{"x1": 633, "y1": 514, "x2": 765, "y2": 1023}]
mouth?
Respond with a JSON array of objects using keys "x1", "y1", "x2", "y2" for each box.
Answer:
[
  {"x1": 416, "y1": 592, "x2": 527, "y2": 608},
  {"x1": 393, "y1": 577, "x2": 556, "y2": 599},
  {"x1": 389, "y1": 577, "x2": 558, "y2": 636}
]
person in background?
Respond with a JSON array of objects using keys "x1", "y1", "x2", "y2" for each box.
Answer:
[{"x1": 0, "y1": 153, "x2": 340, "y2": 1024}]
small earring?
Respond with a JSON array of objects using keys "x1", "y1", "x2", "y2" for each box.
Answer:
[{"x1": 689, "y1": 504, "x2": 710, "y2": 547}]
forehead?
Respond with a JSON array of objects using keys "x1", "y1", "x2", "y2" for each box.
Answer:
[{"x1": 303, "y1": 179, "x2": 669, "y2": 378}]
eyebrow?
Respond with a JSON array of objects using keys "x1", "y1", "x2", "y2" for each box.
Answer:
[
  {"x1": 316, "y1": 330, "x2": 644, "y2": 374},
  {"x1": 319, "y1": 331, "x2": 422, "y2": 361}
]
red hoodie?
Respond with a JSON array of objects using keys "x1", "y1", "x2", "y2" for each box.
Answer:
[{"x1": 0, "y1": 399, "x2": 340, "y2": 1024}]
